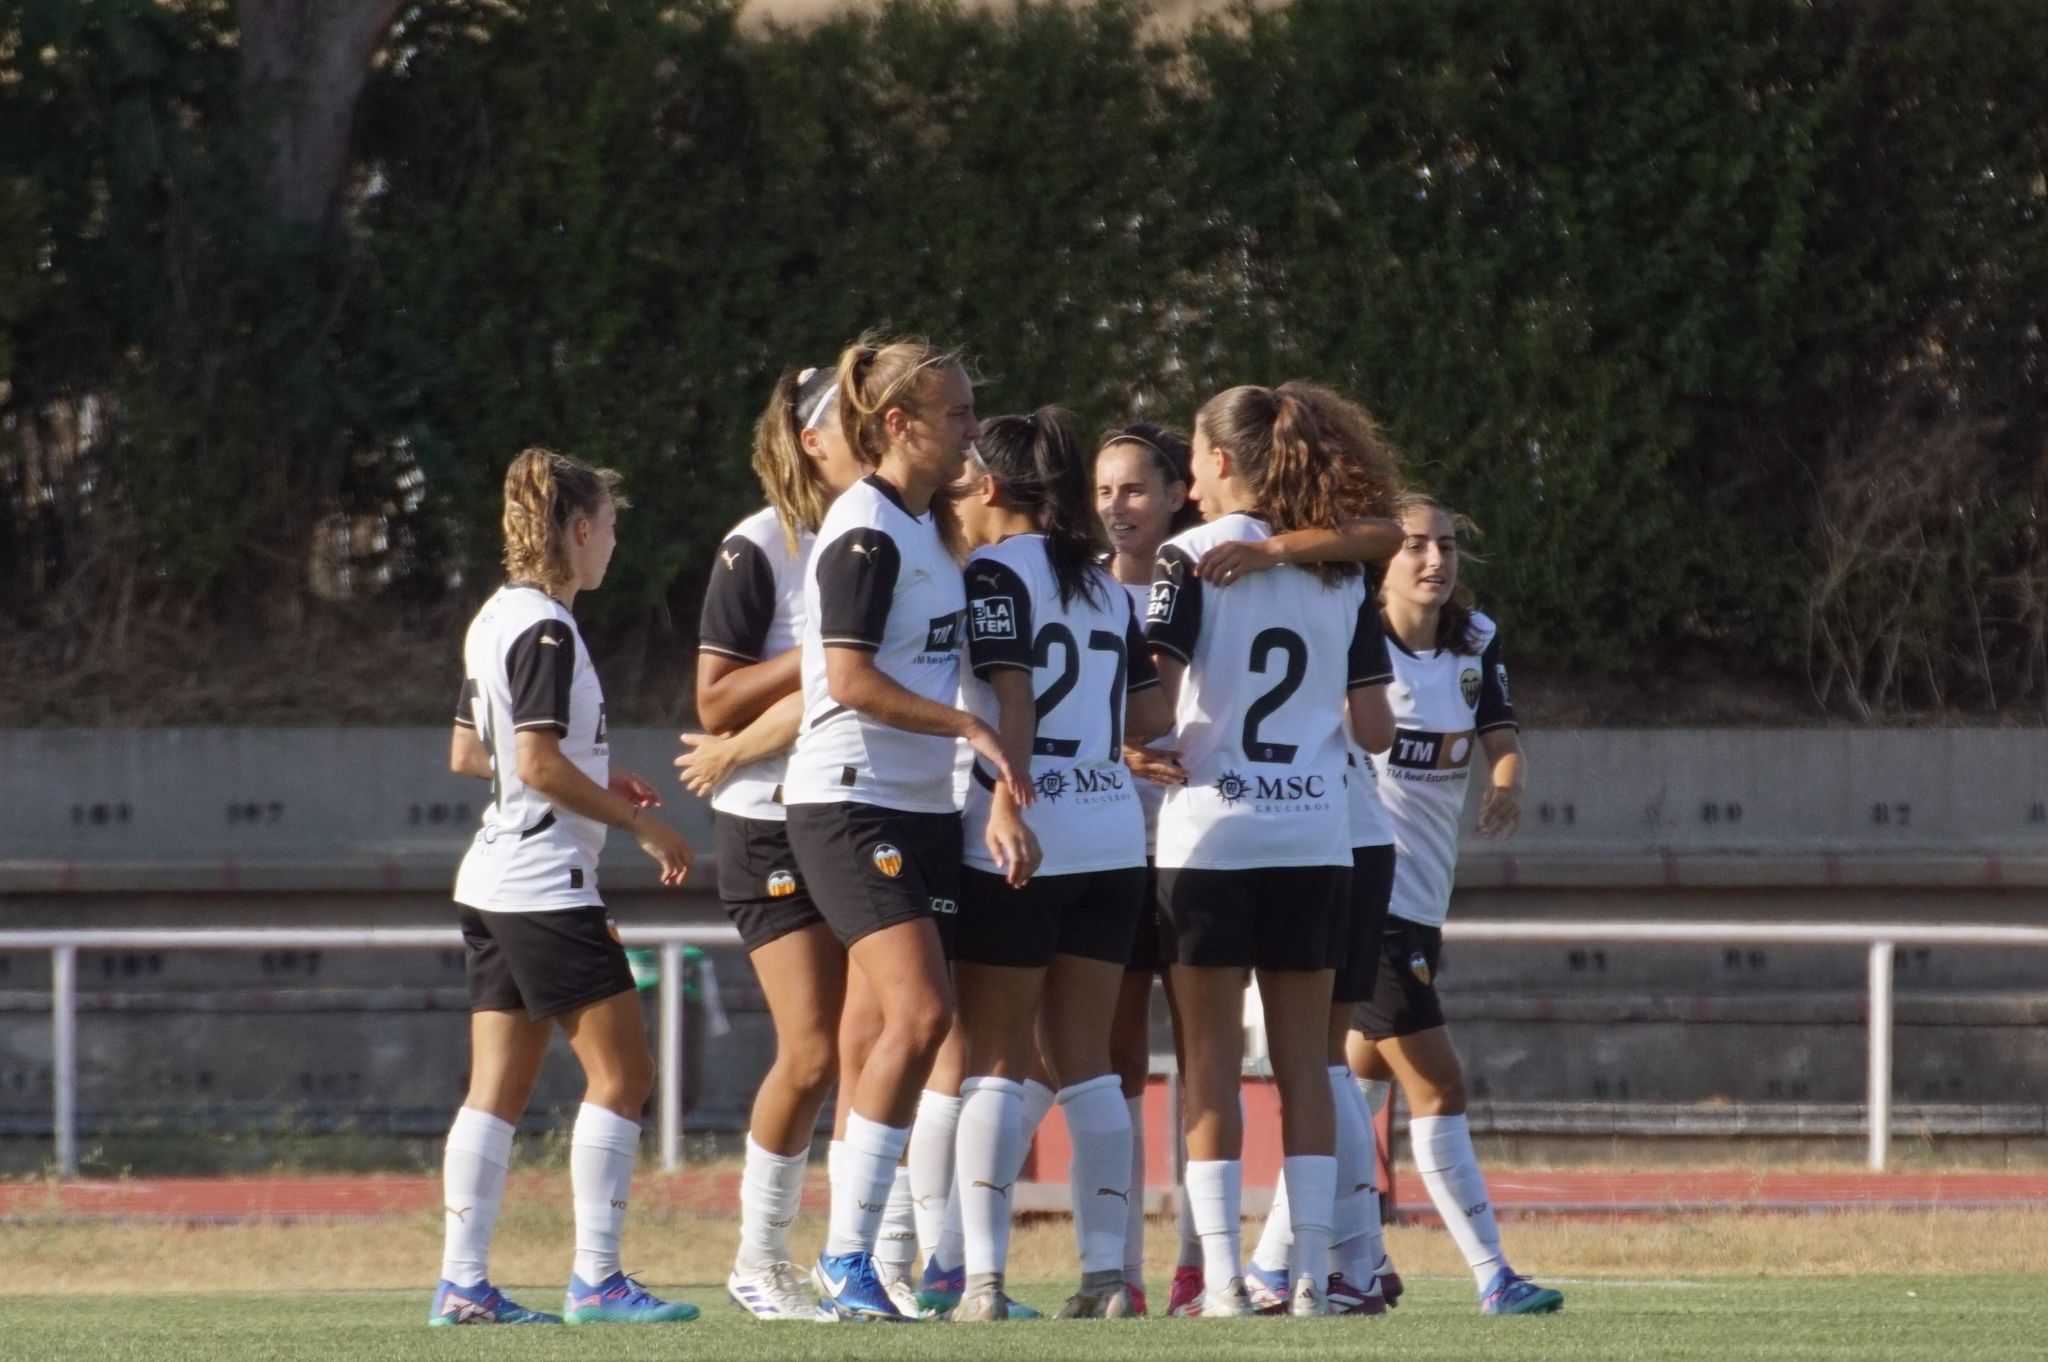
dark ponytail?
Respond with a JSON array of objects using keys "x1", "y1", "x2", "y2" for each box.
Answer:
[{"x1": 974, "y1": 406, "x2": 1107, "y2": 610}]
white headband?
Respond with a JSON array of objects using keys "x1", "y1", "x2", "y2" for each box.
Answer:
[{"x1": 801, "y1": 381, "x2": 841, "y2": 432}]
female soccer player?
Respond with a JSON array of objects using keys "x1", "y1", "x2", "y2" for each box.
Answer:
[
  {"x1": 434, "y1": 448, "x2": 698, "y2": 1328},
  {"x1": 1353, "y1": 494, "x2": 1563, "y2": 1316},
  {"x1": 945, "y1": 409, "x2": 1171, "y2": 1321},
  {"x1": 682, "y1": 365, "x2": 892, "y2": 1321},
  {"x1": 781, "y1": 337, "x2": 1028, "y2": 1322},
  {"x1": 1093, "y1": 422, "x2": 1201, "y2": 1314},
  {"x1": 1144, "y1": 383, "x2": 1390, "y2": 1317}
]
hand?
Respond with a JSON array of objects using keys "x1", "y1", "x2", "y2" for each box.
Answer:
[
  {"x1": 965, "y1": 720, "x2": 1033, "y2": 807},
  {"x1": 1479, "y1": 784, "x2": 1522, "y2": 839},
  {"x1": 609, "y1": 768, "x2": 662, "y2": 808},
  {"x1": 1196, "y1": 537, "x2": 1282, "y2": 586},
  {"x1": 1124, "y1": 743, "x2": 1187, "y2": 787},
  {"x1": 984, "y1": 806, "x2": 1042, "y2": 888},
  {"x1": 673, "y1": 732, "x2": 740, "y2": 798},
  {"x1": 633, "y1": 813, "x2": 694, "y2": 886}
]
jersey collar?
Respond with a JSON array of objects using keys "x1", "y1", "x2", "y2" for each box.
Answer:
[{"x1": 861, "y1": 473, "x2": 924, "y2": 521}]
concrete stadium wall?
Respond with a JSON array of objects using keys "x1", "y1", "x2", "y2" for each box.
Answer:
[{"x1": 6, "y1": 726, "x2": 2047, "y2": 863}]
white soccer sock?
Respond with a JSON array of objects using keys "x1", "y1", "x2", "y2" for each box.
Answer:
[
  {"x1": 876, "y1": 1164, "x2": 918, "y2": 1274},
  {"x1": 934, "y1": 1175, "x2": 965, "y2": 1273},
  {"x1": 907, "y1": 1089, "x2": 961, "y2": 1264},
  {"x1": 1020, "y1": 1077, "x2": 1057, "y2": 1146},
  {"x1": 1281, "y1": 1154, "x2": 1336, "y2": 1291},
  {"x1": 1183, "y1": 1159, "x2": 1242, "y2": 1296},
  {"x1": 1409, "y1": 1113, "x2": 1507, "y2": 1289},
  {"x1": 1355, "y1": 1075, "x2": 1391, "y2": 1119},
  {"x1": 1123, "y1": 1093, "x2": 1148, "y2": 1282},
  {"x1": 1250, "y1": 1170, "x2": 1292, "y2": 1274},
  {"x1": 955, "y1": 1076, "x2": 1023, "y2": 1280},
  {"x1": 440, "y1": 1107, "x2": 514, "y2": 1288},
  {"x1": 1058, "y1": 1075, "x2": 1133, "y2": 1276},
  {"x1": 735, "y1": 1133, "x2": 808, "y2": 1271},
  {"x1": 824, "y1": 1113, "x2": 909, "y2": 1259},
  {"x1": 1331, "y1": 1066, "x2": 1384, "y2": 1285},
  {"x1": 1175, "y1": 1131, "x2": 1203, "y2": 1269},
  {"x1": 569, "y1": 1103, "x2": 640, "y2": 1285}
]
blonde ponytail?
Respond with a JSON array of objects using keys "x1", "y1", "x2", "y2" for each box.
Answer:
[{"x1": 501, "y1": 447, "x2": 625, "y2": 593}]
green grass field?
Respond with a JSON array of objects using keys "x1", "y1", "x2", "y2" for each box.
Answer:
[{"x1": 4, "y1": 1276, "x2": 2044, "y2": 1362}]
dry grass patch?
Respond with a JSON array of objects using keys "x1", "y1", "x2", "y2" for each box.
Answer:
[{"x1": 4, "y1": 1203, "x2": 2043, "y2": 1296}]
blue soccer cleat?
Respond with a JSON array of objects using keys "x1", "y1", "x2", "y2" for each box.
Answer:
[
  {"x1": 1479, "y1": 1268, "x2": 1564, "y2": 1316},
  {"x1": 563, "y1": 1270, "x2": 700, "y2": 1324},
  {"x1": 428, "y1": 1279, "x2": 561, "y2": 1326},
  {"x1": 814, "y1": 1250, "x2": 913, "y2": 1322},
  {"x1": 915, "y1": 1256, "x2": 964, "y2": 1316},
  {"x1": 1242, "y1": 1260, "x2": 1291, "y2": 1315}
]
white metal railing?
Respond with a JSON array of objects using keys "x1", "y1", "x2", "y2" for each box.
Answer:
[{"x1": 5, "y1": 920, "x2": 2047, "y2": 1178}]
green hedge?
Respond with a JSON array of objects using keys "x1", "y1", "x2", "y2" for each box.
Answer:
[{"x1": 4, "y1": 0, "x2": 2045, "y2": 711}]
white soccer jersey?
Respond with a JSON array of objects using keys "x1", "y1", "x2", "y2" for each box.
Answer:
[
  {"x1": 696, "y1": 507, "x2": 811, "y2": 821},
  {"x1": 1376, "y1": 611, "x2": 1515, "y2": 927},
  {"x1": 453, "y1": 585, "x2": 610, "y2": 912},
  {"x1": 1145, "y1": 514, "x2": 1384, "y2": 871},
  {"x1": 1123, "y1": 580, "x2": 1168, "y2": 857},
  {"x1": 960, "y1": 535, "x2": 1157, "y2": 876},
  {"x1": 782, "y1": 475, "x2": 968, "y2": 814}
]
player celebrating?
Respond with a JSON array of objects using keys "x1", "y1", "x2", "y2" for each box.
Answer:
[
  {"x1": 681, "y1": 365, "x2": 883, "y2": 1321},
  {"x1": 1094, "y1": 422, "x2": 1201, "y2": 1314},
  {"x1": 945, "y1": 409, "x2": 1171, "y2": 1321},
  {"x1": 781, "y1": 337, "x2": 1028, "y2": 1322},
  {"x1": 434, "y1": 448, "x2": 698, "y2": 1328},
  {"x1": 1144, "y1": 384, "x2": 1390, "y2": 1317},
  {"x1": 1354, "y1": 494, "x2": 1563, "y2": 1316}
]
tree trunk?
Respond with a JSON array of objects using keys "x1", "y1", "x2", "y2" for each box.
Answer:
[{"x1": 237, "y1": 0, "x2": 404, "y2": 230}]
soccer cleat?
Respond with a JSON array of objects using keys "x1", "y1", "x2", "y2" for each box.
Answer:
[
  {"x1": 875, "y1": 1260, "x2": 921, "y2": 1319},
  {"x1": 946, "y1": 1283, "x2": 1010, "y2": 1322},
  {"x1": 1478, "y1": 1268, "x2": 1564, "y2": 1316},
  {"x1": 1242, "y1": 1260, "x2": 1291, "y2": 1315},
  {"x1": 915, "y1": 1257, "x2": 964, "y2": 1316},
  {"x1": 1166, "y1": 1265, "x2": 1204, "y2": 1317},
  {"x1": 1057, "y1": 1269, "x2": 1137, "y2": 1319},
  {"x1": 1122, "y1": 1279, "x2": 1149, "y2": 1316},
  {"x1": 1194, "y1": 1276, "x2": 1255, "y2": 1318},
  {"x1": 1325, "y1": 1271, "x2": 1388, "y2": 1317},
  {"x1": 726, "y1": 1261, "x2": 819, "y2": 1321},
  {"x1": 1005, "y1": 1294, "x2": 1043, "y2": 1321},
  {"x1": 1376, "y1": 1259, "x2": 1405, "y2": 1308},
  {"x1": 1288, "y1": 1274, "x2": 1327, "y2": 1317},
  {"x1": 813, "y1": 1250, "x2": 912, "y2": 1323},
  {"x1": 428, "y1": 1279, "x2": 561, "y2": 1326},
  {"x1": 562, "y1": 1270, "x2": 699, "y2": 1324}
]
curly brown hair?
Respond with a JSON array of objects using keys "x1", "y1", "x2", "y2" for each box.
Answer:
[
  {"x1": 500, "y1": 447, "x2": 625, "y2": 595},
  {"x1": 1195, "y1": 381, "x2": 1403, "y2": 582}
]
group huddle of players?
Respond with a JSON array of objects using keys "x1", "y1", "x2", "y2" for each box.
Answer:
[{"x1": 427, "y1": 336, "x2": 1562, "y2": 1329}]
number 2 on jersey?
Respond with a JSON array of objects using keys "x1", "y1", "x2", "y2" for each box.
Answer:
[
  {"x1": 1031, "y1": 623, "x2": 1128, "y2": 761},
  {"x1": 1241, "y1": 627, "x2": 1307, "y2": 763}
]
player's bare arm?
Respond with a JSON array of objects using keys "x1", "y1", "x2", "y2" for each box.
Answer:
[
  {"x1": 1477, "y1": 728, "x2": 1523, "y2": 839},
  {"x1": 1196, "y1": 517, "x2": 1402, "y2": 585},
  {"x1": 449, "y1": 724, "x2": 492, "y2": 779},
  {"x1": 515, "y1": 729, "x2": 693, "y2": 884},
  {"x1": 694, "y1": 648, "x2": 802, "y2": 735},
  {"x1": 674, "y1": 690, "x2": 803, "y2": 798},
  {"x1": 822, "y1": 644, "x2": 1031, "y2": 807}
]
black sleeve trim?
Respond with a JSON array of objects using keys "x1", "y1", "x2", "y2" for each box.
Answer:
[
  {"x1": 453, "y1": 678, "x2": 478, "y2": 728},
  {"x1": 816, "y1": 528, "x2": 900, "y2": 651},
  {"x1": 965, "y1": 559, "x2": 1035, "y2": 679},
  {"x1": 506, "y1": 618, "x2": 575, "y2": 736},
  {"x1": 1346, "y1": 588, "x2": 1394, "y2": 689},
  {"x1": 1475, "y1": 630, "x2": 1516, "y2": 730},
  {"x1": 1144, "y1": 544, "x2": 1202, "y2": 664},
  {"x1": 1476, "y1": 719, "x2": 1521, "y2": 735},
  {"x1": 697, "y1": 535, "x2": 780, "y2": 663},
  {"x1": 1124, "y1": 607, "x2": 1161, "y2": 692}
]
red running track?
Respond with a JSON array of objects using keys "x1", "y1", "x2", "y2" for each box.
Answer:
[{"x1": 2, "y1": 1169, "x2": 2045, "y2": 1224}]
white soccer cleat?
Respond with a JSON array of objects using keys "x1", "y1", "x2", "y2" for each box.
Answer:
[
  {"x1": 875, "y1": 1261, "x2": 921, "y2": 1319},
  {"x1": 1288, "y1": 1274, "x2": 1327, "y2": 1317},
  {"x1": 1195, "y1": 1276, "x2": 1255, "y2": 1318},
  {"x1": 726, "y1": 1261, "x2": 820, "y2": 1321}
]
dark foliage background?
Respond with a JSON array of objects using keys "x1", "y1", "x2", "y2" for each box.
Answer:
[{"x1": 3, "y1": 0, "x2": 2043, "y2": 720}]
